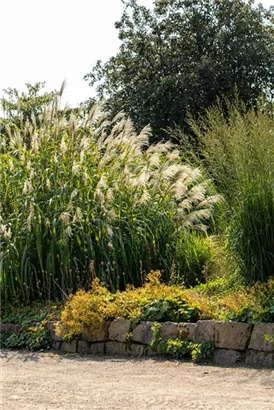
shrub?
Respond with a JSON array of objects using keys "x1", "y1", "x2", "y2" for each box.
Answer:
[
  {"x1": 55, "y1": 278, "x2": 112, "y2": 340},
  {"x1": 220, "y1": 278, "x2": 274, "y2": 323},
  {"x1": 56, "y1": 271, "x2": 201, "y2": 339},
  {"x1": 50, "y1": 272, "x2": 274, "y2": 341}
]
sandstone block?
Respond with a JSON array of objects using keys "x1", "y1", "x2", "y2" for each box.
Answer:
[
  {"x1": 161, "y1": 322, "x2": 180, "y2": 340},
  {"x1": 213, "y1": 349, "x2": 244, "y2": 366},
  {"x1": 248, "y1": 323, "x2": 274, "y2": 352},
  {"x1": 179, "y1": 323, "x2": 196, "y2": 341},
  {"x1": 194, "y1": 320, "x2": 215, "y2": 342},
  {"x1": 109, "y1": 319, "x2": 131, "y2": 342},
  {"x1": 246, "y1": 350, "x2": 274, "y2": 368},
  {"x1": 78, "y1": 340, "x2": 90, "y2": 354},
  {"x1": 127, "y1": 343, "x2": 145, "y2": 356},
  {"x1": 81, "y1": 322, "x2": 109, "y2": 342},
  {"x1": 215, "y1": 322, "x2": 252, "y2": 351},
  {"x1": 132, "y1": 322, "x2": 154, "y2": 345},
  {"x1": 105, "y1": 341, "x2": 127, "y2": 355},
  {"x1": 60, "y1": 341, "x2": 77, "y2": 353},
  {"x1": 160, "y1": 322, "x2": 196, "y2": 341},
  {"x1": 90, "y1": 343, "x2": 105, "y2": 354},
  {"x1": 146, "y1": 351, "x2": 158, "y2": 357},
  {"x1": 51, "y1": 341, "x2": 62, "y2": 350}
]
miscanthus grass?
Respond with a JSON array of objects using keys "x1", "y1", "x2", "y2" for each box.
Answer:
[{"x1": 0, "y1": 103, "x2": 220, "y2": 303}]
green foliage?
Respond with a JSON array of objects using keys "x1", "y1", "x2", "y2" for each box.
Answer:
[
  {"x1": 160, "y1": 339, "x2": 191, "y2": 359},
  {"x1": 175, "y1": 233, "x2": 214, "y2": 287},
  {"x1": 0, "y1": 333, "x2": 11, "y2": 347},
  {"x1": 0, "y1": 304, "x2": 61, "y2": 351},
  {"x1": 141, "y1": 298, "x2": 200, "y2": 323},
  {"x1": 85, "y1": 0, "x2": 274, "y2": 139},
  {"x1": 1, "y1": 82, "x2": 60, "y2": 126},
  {"x1": 0, "y1": 326, "x2": 50, "y2": 351},
  {"x1": 150, "y1": 322, "x2": 214, "y2": 363},
  {"x1": 192, "y1": 100, "x2": 274, "y2": 283},
  {"x1": 0, "y1": 100, "x2": 220, "y2": 303},
  {"x1": 190, "y1": 341, "x2": 215, "y2": 364},
  {"x1": 196, "y1": 274, "x2": 241, "y2": 297},
  {"x1": 264, "y1": 334, "x2": 274, "y2": 345}
]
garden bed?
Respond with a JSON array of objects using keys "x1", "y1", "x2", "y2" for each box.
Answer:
[{"x1": 1, "y1": 272, "x2": 273, "y2": 367}]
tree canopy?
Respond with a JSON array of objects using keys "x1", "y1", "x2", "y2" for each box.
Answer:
[
  {"x1": 0, "y1": 82, "x2": 71, "y2": 144},
  {"x1": 85, "y1": 0, "x2": 274, "y2": 139},
  {"x1": 1, "y1": 82, "x2": 60, "y2": 123}
]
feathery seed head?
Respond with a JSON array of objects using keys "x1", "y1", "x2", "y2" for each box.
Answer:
[
  {"x1": 59, "y1": 212, "x2": 71, "y2": 225},
  {"x1": 31, "y1": 132, "x2": 40, "y2": 153},
  {"x1": 8, "y1": 159, "x2": 14, "y2": 172},
  {"x1": 46, "y1": 179, "x2": 51, "y2": 190},
  {"x1": 23, "y1": 179, "x2": 33, "y2": 195},
  {"x1": 72, "y1": 162, "x2": 80, "y2": 176},
  {"x1": 60, "y1": 137, "x2": 67, "y2": 155},
  {"x1": 27, "y1": 204, "x2": 35, "y2": 231},
  {"x1": 0, "y1": 224, "x2": 12, "y2": 240}
]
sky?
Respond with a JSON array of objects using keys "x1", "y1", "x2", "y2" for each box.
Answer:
[{"x1": 1, "y1": 0, "x2": 273, "y2": 108}]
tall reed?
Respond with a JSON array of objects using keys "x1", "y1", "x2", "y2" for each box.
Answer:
[
  {"x1": 0, "y1": 103, "x2": 220, "y2": 303},
  {"x1": 191, "y1": 100, "x2": 274, "y2": 283}
]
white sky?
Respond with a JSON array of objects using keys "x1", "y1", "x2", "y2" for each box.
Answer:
[{"x1": 1, "y1": 0, "x2": 273, "y2": 108}]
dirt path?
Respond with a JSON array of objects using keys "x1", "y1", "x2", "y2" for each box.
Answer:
[{"x1": 1, "y1": 350, "x2": 273, "y2": 410}]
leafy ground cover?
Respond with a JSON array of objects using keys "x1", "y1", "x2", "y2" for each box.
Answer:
[
  {"x1": 0, "y1": 303, "x2": 62, "y2": 350},
  {"x1": 150, "y1": 322, "x2": 215, "y2": 363}
]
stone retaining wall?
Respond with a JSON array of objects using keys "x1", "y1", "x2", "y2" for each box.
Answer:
[
  {"x1": 49, "y1": 319, "x2": 274, "y2": 367},
  {"x1": 2, "y1": 320, "x2": 274, "y2": 367}
]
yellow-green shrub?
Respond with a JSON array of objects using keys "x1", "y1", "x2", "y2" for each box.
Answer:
[
  {"x1": 56, "y1": 272, "x2": 274, "y2": 340},
  {"x1": 56, "y1": 278, "x2": 112, "y2": 339},
  {"x1": 56, "y1": 271, "x2": 198, "y2": 338}
]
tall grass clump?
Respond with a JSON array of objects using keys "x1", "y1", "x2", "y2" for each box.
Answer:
[
  {"x1": 0, "y1": 102, "x2": 220, "y2": 303},
  {"x1": 191, "y1": 100, "x2": 274, "y2": 283}
]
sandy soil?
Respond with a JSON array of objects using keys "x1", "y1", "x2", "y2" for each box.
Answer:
[{"x1": 0, "y1": 350, "x2": 273, "y2": 410}]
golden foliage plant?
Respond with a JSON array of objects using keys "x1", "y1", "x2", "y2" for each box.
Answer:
[
  {"x1": 56, "y1": 278, "x2": 112, "y2": 339},
  {"x1": 56, "y1": 272, "x2": 274, "y2": 340},
  {"x1": 56, "y1": 271, "x2": 189, "y2": 338}
]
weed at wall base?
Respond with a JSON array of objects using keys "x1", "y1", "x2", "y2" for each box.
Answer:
[{"x1": 150, "y1": 322, "x2": 214, "y2": 363}]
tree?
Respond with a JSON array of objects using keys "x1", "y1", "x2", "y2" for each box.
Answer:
[
  {"x1": 1, "y1": 82, "x2": 60, "y2": 123},
  {"x1": 0, "y1": 82, "x2": 70, "y2": 146},
  {"x1": 85, "y1": 0, "x2": 274, "y2": 140}
]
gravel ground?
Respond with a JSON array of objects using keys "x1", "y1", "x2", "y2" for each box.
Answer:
[{"x1": 1, "y1": 350, "x2": 273, "y2": 410}]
